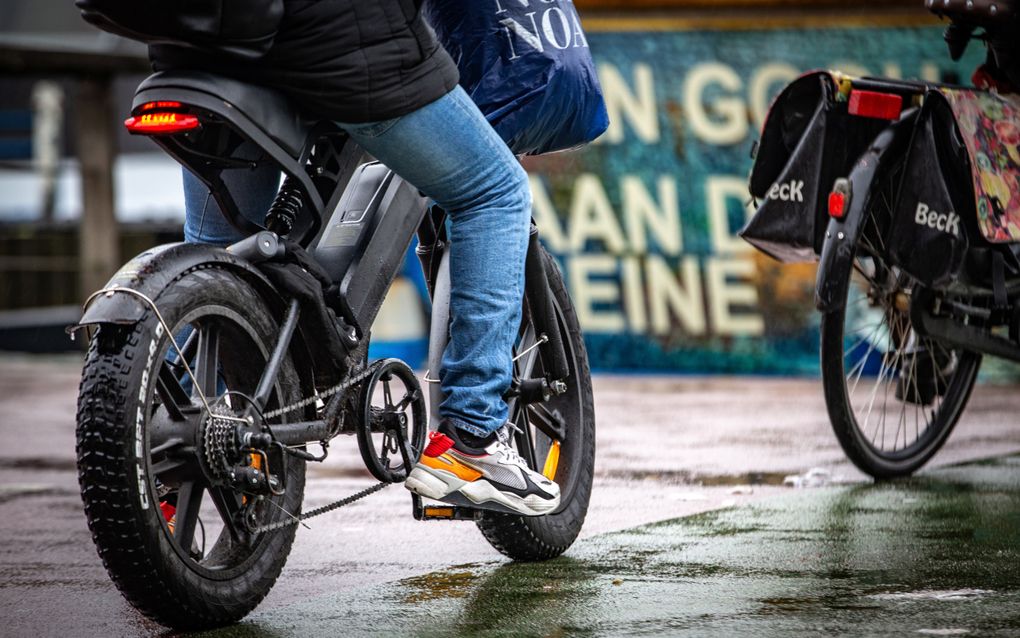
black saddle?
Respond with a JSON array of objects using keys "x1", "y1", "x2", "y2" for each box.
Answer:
[
  {"x1": 929, "y1": 0, "x2": 1017, "y2": 26},
  {"x1": 133, "y1": 70, "x2": 315, "y2": 158}
]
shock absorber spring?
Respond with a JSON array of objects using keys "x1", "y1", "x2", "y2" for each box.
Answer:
[{"x1": 264, "y1": 177, "x2": 303, "y2": 236}]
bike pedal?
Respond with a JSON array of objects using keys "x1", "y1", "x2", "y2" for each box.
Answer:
[
  {"x1": 410, "y1": 493, "x2": 480, "y2": 521},
  {"x1": 420, "y1": 505, "x2": 479, "y2": 521}
]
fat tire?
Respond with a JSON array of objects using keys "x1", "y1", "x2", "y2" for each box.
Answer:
[
  {"x1": 476, "y1": 248, "x2": 596, "y2": 561},
  {"x1": 76, "y1": 267, "x2": 306, "y2": 630}
]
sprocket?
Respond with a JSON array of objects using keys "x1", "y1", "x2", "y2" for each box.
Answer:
[{"x1": 202, "y1": 404, "x2": 242, "y2": 481}]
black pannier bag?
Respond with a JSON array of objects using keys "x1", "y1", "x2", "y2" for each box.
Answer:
[
  {"x1": 75, "y1": 0, "x2": 284, "y2": 60},
  {"x1": 886, "y1": 96, "x2": 972, "y2": 288},
  {"x1": 741, "y1": 71, "x2": 846, "y2": 263}
]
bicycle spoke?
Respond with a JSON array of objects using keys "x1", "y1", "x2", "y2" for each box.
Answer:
[
  {"x1": 844, "y1": 319, "x2": 885, "y2": 388},
  {"x1": 156, "y1": 361, "x2": 192, "y2": 421},
  {"x1": 174, "y1": 481, "x2": 204, "y2": 552},
  {"x1": 194, "y1": 322, "x2": 220, "y2": 400},
  {"x1": 515, "y1": 323, "x2": 541, "y2": 380},
  {"x1": 514, "y1": 413, "x2": 537, "y2": 470},
  {"x1": 528, "y1": 402, "x2": 566, "y2": 443},
  {"x1": 861, "y1": 336, "x2": 895, "y2": 444},
  {"x1": 208, "y1": 485, "x2": 243, "y2": 542},
  {"x1": 150, "y1": 445, "x2": 191, "y2": 477}
]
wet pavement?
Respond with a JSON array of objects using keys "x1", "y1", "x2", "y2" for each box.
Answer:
[
  {"x1": 207, "y1": 457, "x2": 1020, "y2": 637},
  {"x1": 1, "y1": 354, "x2": 1019, "y2": 636}
]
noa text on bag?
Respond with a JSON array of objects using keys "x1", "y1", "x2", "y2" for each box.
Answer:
[{"x1": 495, "y1": 0, "x2": 590, "y2": 59}]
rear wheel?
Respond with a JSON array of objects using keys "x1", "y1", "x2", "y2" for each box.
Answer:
[
  {"x1": 820, "y1": 241, "x2": 981, "y2": 479},
  {"x1": 476, "y1": 247, "x2": 596, "y2": 561},
  {"x1": 76, "y1": 268, "x2": 306, "y2": 630}
]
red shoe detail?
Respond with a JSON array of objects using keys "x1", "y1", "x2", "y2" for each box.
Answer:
[
  {"x1": 159, "y1": 501, "x2": 176, "y2": 522},
  {"x1": 423, "y1": 432, "x2": 454, "y2": 457}
]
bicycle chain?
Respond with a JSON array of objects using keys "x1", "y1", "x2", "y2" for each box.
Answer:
[
  {"x1": 253, "y1": 481, "x2": 391, "y2": 533},
  {"x1": 251, "y1": 359, "x2": 392, "y2": 533},
  {"x1": 262, "y1": 359, "x2": 385, "y2": 420}
]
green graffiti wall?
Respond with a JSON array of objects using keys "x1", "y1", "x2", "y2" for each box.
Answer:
[{"x1": 523, "y1": 23, "x2": 983, "y2": 374}]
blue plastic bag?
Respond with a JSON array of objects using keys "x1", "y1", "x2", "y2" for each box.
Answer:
[{"x1": 424, "y1": 0, "x2": 609, "y2": 156}]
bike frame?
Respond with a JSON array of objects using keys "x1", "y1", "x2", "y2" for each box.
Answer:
[{"x1": 78, "y1": 70, "x2": 570, "y2": 448}]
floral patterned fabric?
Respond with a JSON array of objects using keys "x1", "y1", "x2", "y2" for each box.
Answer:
[{"x1": 939, "y1": 88, "x2": 1020, "y2": 243}]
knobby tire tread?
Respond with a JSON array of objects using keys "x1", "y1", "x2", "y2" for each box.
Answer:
[{"x1": 76, "y1": 267, "x2": 304, "y2": 630}]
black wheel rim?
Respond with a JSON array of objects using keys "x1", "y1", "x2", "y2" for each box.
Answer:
[
  {"x1": 507, "y1": 299, "x2": 585, "y2": 509},
  {"x1": 837, "y1": 253, "x2": 978, "y2": 462},
  {"x1": 144, "y1": 305, "x2": 296, "y2": 580}
]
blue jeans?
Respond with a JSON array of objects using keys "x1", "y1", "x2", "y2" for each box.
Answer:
[{"x1": 183, "y1": 86, "x2": 531, "y2": 437}]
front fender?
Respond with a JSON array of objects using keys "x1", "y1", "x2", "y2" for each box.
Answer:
[
  {"x1": 815, "y1": 112, "x2": 918, "y2": 313},
  {"x1": 77, "y1": 242, "x2": 279, "y2": 327}
]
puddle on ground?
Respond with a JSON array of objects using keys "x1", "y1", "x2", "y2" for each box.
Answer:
[
  {"x1": 0, "y1": 484, "x2": 71, "y2": 504},
  {"x1": 870, "y1": 589, "x2": 995, "y2": 602},
  {"x1": 399, "y1": 570, "x2": 479, "y2": 604},
  {"x1": 601, "y1": 468, "x2": 794, "y2": 487},
  {"x1": 602, "y1": 467, "x2": 851, "y2": 489},
  {"x1": 0, "y1": 457, "x2": 76, "y2": 472}
]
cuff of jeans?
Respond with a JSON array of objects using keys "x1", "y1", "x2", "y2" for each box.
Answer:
[{"x1": 443, "y1": 417, "x2": 492, "y2": 438}]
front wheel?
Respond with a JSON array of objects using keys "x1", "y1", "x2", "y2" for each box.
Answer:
[
  {"x1": 819, "y1": 244, "x2": 981, "y2": 479},
  {"x1": 76, "y1": 267, "x2": 307, "y2": 630},
  {"x1": 476, "y1": 247, "x2": 596, "y2": 561}
]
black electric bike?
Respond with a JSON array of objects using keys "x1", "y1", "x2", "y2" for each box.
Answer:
[
  {"x1": 73, "y1": 70, "x2": 595, "y2": 629},
  {"x1": 743, "y1": 0, "x2": 1020, "y2": 479}
]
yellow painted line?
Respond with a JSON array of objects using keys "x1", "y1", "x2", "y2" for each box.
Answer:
[{"x1": 582, "y1": 12, "x2": 940, "y2": 32}]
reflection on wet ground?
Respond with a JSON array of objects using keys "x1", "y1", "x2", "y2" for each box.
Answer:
[{"x1": 209, "y1": 456, "x2": 1020, "y2": 637}]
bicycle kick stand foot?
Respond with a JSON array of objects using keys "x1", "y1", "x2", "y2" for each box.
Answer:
[{"x1": 411, "y1": 493, "x2": 482, "y2": 521}]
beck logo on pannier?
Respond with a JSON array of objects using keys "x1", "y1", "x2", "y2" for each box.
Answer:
[
  {"x1": 914, "y1": 202, "x2": 960, "y2": 237},
  {"x1": 766, "y1": 179, "x2": 805, "y2": 203}
]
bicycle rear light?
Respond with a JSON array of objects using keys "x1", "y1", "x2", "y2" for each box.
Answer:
[
  {"x1": 848, "y1": 90, "x2": 903, "y2": 120},
  {"x1": 124, "y1": 112, "x2": 200, "y2": 135},
  {"x1": 829, "y1": 178, "x2": 852, "y2": 219},
  {"x1": 139, "y1": 101, "x2": 182, "y2": 111}
]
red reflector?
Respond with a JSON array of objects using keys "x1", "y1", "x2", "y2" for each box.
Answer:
[
  {"x1": 849, "y1": 90, "x2": 903, "y2": 120},
  {"x1": 139, "y1": 101, "x2": 183, "y2": 111},
  {"x1": 124, "y1": 112, "x2": 200, "y2": 134},
  {"x1": 828, "y1": 191, "x2": 847, "y2": 219}
]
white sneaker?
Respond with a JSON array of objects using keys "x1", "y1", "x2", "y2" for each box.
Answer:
[{"x1": 405, "y1": 424, "x2": 560, "y2": 516}]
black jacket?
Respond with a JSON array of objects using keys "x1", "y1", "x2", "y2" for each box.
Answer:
[{"x1": 150, "y1": 0, "x2": 459, "y2": 123}]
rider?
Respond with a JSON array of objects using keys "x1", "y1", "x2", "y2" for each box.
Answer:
[{"x1": 148, "y1": 0, "x2": 560, "y2": 516}]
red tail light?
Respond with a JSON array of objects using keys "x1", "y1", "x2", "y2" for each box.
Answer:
[
  {"x1": 829, "y1": 178, "x2": 852, "y2": 219},
  {"x1": 124, "y1": 112, "x2": 200, "y2": 135},
  {"x1": 828, "y1": 192, "x2": 847, "y2": 219},
  {"x1": 848, "y1": 90, "x2": 903, "y2": 120},
  {"x1": 139, "y1": 101, "x2": 182, "y2": 111}
]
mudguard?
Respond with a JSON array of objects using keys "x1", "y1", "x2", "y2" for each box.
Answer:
[
  {"x1": 815, "y1": 112, "x2": 918, "y2": 313},
  {"x1": 77, "y1": 242, "x2": 281, "y2": 326}
]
